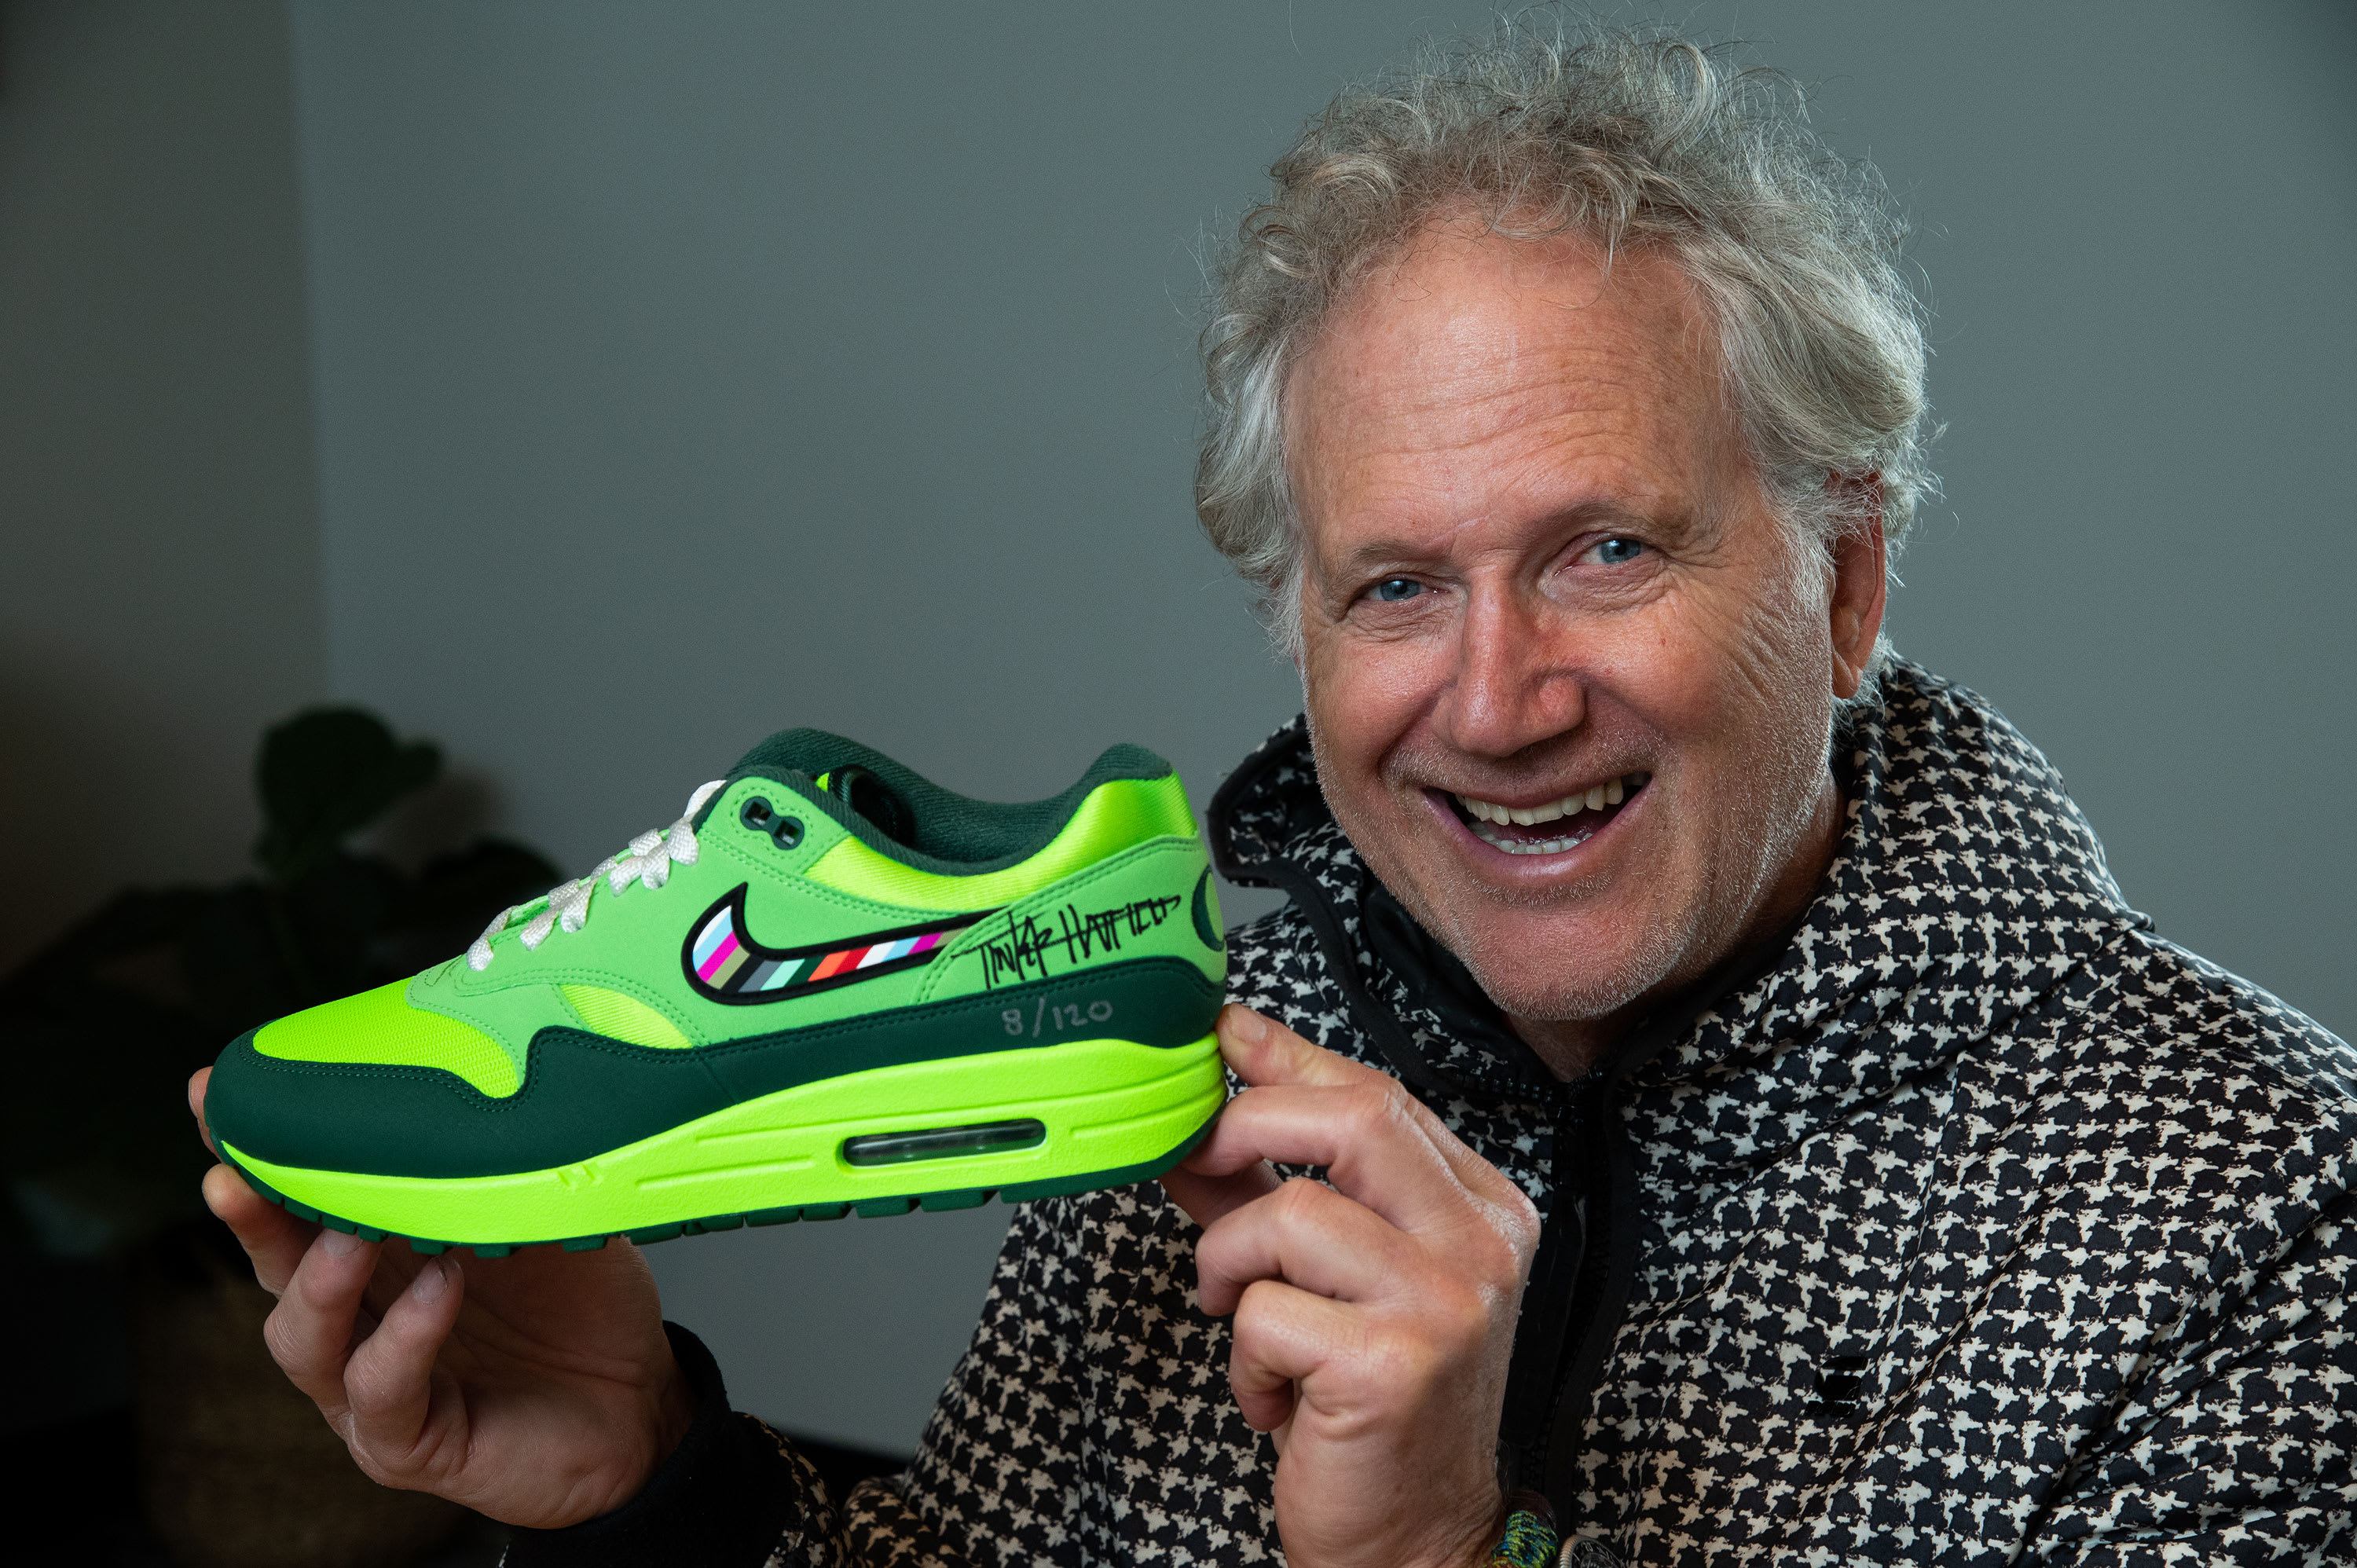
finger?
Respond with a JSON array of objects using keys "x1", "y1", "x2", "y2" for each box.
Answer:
[
  {"x1": 262, "y1": 1228, "x2": 383, "y2": 1420},
  {"x1": 1205, "y1": 1006, "x2": 1541, "y2": 1269},
  {"x1": 1210, "y1": 1005, "x2": 1511, "y2": 1197},
  {"x1": 1217, "y1": 1006, "x2": 1529, "y2": 1211},
  {"x1": 1162, "y1": 1004, "x2": 1370, "y2": 1229},
  {"x1": 1186, "y1": 1079, "x2": 1472, "y2": 1235},
  {"x1": 1158, "y1": 1152, "x2": 1280, "y2": 1231},
  {"x1": 203, "y1": 1162, "x2": 317, "y2": 1296},
  {"x1": 1215, "y1": 1004, "x2": 1375, "y2": 1090},
  {"x1": 1193, "y1": 1176, "x2": 1417, "y2": 1315},
  {"x1": 1229, "y1": 1277, "x2": 1360, "y2": 1434},
  {"x1": 188, "y1": 1066, "x2": 216, "y2": 1155},
  {"x1": 341, "y1": 1255, "x2": 465, "y2": 1478}
]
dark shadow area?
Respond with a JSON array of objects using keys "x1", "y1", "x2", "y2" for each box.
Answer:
[
  {"x1": 0, "y1": 1406, "x2": 510, "y2": 1566},
  {"x1": 0, "y1": 1401, "x2": 909, "y2": 1567}
]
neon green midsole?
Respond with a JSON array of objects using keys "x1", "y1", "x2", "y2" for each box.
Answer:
[{"x1": 221, "y1": 1034, "x2": 1223, "y2": 1244}]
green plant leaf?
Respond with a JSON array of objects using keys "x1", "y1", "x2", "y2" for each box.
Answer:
[{"x1": 253, "y1": 708, "x2": 440, "y2": 883}]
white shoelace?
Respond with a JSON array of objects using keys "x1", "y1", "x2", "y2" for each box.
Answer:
[{"x1": 466, "y1": 779, "x2": 728, "y2": 972}]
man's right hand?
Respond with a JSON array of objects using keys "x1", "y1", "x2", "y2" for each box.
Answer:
[{"x1": 189, "y1": 1066, "x2": 696, "y2": 1530}]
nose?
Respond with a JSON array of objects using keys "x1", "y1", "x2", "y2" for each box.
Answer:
[{"x1": 1431, "y1": 584, "x2": 1585, "y2": 760}]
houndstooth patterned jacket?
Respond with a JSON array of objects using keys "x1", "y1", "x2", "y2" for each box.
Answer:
[{"x1": 515, "y1": 662, "x2": 2357, "y2": 1568}]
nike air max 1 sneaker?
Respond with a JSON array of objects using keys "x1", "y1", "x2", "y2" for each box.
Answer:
[{"x1": 201, "y1": 730, "x2": 1228, "y2": 1255}]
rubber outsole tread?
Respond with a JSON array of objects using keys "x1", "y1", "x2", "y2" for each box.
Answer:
[{"x1": 218, "y1": 1117, "x2": 1215, "y2": 1258}]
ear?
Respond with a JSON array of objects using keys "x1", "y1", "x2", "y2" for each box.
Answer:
[{"x1": 1824, "y1": 474, "x2": 1887, "y2": 702}]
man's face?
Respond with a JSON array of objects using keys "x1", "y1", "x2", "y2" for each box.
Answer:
[{"x1": 1289, "y1": 222, "x2": 1870, "y2": 1039}]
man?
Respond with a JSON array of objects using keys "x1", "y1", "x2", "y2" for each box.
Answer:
[{"x1": 192, "y1": 20, "x2": 2355, "y2": 1566}]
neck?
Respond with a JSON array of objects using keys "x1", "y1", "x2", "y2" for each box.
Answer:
[{"x1": 1508, "y1": 774, "x2": 1846, "y2": 1083}]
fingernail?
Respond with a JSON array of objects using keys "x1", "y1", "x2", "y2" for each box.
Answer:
[
  {"x1": 409, "y1": 1258, "x2": 448, "y2": 1305},
  {"x1": 1227, "y1": 1006, "x2": 1270, "y2": 1046},
  {"x1": 321, "y1": 1229, "x2": 363, "y2": 1259}
]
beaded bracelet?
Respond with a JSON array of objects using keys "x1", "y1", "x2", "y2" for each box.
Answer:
[{"x1": 1486, "y1": 1490, "x2": 1560, "y2": 1568}]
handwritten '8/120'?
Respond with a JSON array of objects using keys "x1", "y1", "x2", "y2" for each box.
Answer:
[{"x1": 1004, "y1": 998, "x2": 1116, "y2": 1037}]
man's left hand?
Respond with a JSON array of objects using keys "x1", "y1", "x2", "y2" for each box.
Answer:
[{"x1": 1160, "y1": 1004, "x2": 1541, "y2": 1568}]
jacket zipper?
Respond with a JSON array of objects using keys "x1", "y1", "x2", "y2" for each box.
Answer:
[{"x1": 1497, "y1": 926, "x2": 1809, "y2": 1519}]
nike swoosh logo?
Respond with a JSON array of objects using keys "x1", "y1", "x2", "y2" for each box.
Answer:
[{"x1": 684, "y1": 885, "x2": 992, "y2": 1005}]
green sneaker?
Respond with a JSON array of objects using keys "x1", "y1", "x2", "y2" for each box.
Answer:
[{"x1": 202, "y1": 730, "x2": 1228, "y2": 1255}]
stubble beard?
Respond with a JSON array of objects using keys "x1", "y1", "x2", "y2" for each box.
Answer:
[{"x1": 1310, "y1": 666, "x2": 1835, "y2": 1035}]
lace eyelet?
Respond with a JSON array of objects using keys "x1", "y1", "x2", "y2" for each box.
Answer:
[{"x1": 741, "y1": 796, "x2": 802, "y2": 850}]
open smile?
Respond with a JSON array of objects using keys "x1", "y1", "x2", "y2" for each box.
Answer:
[{"x1": 1436, "y1": 772, "x2": 1652, "y2": 856}]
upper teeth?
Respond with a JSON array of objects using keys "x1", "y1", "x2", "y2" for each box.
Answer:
[{"x1": 1455, "y1": 773, "x2": 1646, "y2": 826}]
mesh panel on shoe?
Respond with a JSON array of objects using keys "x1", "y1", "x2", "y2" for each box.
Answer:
[
  {"x1": 252, "y1": 980, "x2": 520, "y2": 1097},
  {"x1": 559, "y1": 984, "x2": 693, "y2": 1050}
]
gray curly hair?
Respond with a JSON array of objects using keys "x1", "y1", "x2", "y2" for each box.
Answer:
[{"x1": 1194, "y1": 14, "x2": 1936, "y2": 669}]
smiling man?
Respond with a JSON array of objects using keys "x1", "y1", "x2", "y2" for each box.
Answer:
[
  {"x1": 197, "y1": 19, "x2": 2355, "y2": 1568},
  {"x1": 1277, "y1": 230, "x2": 1867, "y2": 1081}
]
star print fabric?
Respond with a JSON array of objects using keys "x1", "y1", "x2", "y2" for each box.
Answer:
[{"x1": 522, "y1": 661, "x2": 2357, "y2": 1567}]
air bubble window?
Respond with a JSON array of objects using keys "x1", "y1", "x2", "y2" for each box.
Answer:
[{"x1": 841, "y1": 1119, "x2": 1046, "y2": 1167}]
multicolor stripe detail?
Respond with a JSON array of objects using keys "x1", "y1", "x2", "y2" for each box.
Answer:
[{"x1": 684, "y1": 885, "x2": 986, "y2": 1004}]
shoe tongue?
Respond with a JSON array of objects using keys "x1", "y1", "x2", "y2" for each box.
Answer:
[{"x1": 731, "y1": 726, "x2": 858, "y2": 777}]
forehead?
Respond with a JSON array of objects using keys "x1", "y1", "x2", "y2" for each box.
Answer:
[{"x1": 1285, "y1": 222, "x2": 1734, "y2": 552}]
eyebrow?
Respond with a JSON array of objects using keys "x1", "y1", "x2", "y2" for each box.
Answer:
[{"x1": 1315, "y1": 497, "x2": 1671, "y2": 584}]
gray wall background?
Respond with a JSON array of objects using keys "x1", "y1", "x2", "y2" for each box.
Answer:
[
  {"x1": 8, "y1": 1, "x2": 2351, "y2": 1452},
  {"x1": 0, "y1": 0, "x2": 324, "y2": 975}
]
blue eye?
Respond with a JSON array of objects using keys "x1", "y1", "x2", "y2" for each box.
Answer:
[
  {"x1": 1595, "y1": 537, "x2": 1644, "y2": 566},
  {"x1": 1370, "y1": 577, "x2": 1424, "y2": 603}
]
